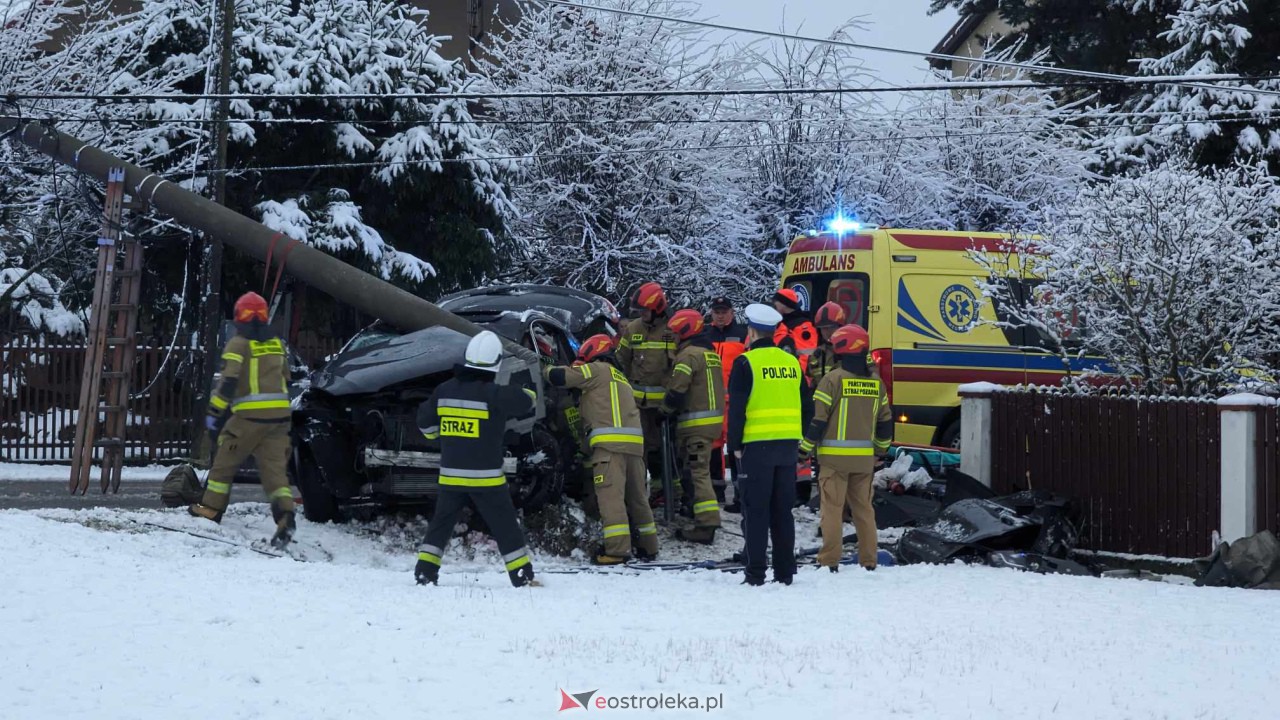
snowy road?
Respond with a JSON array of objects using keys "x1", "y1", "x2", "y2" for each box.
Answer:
[{"x1": 2, "y1": 505, "x2": 1277, "y2": 720}]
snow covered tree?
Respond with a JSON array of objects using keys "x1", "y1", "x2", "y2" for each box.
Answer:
[
  {"x1": 1112, "y1": 0, "x2": 1280, "y2": 168},
  {"x1": 974, "y1": 158, "x2": 1280, "y2": 395},
  {"x1": 476, "y1": 0, "x2": 773, "y2": 306},
  {"x1": 896, "y1": 46, "x2": 1100, "y2": 232}
]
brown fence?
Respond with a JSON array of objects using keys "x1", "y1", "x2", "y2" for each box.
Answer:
[
  {"x1": 0, "y1": 338, "x2": 201, "y2": 462},
  {"x1": 991, "y1": 389, "x2": 1220, "y2": 558},
  {"x1": 1256, "y1": 407, "x2": 1280, "y2": 536}
]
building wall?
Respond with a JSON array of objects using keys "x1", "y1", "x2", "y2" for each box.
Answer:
[
  {"x1": 406, "y1": 0, "x2": 520, "y2": 63},
  {"x1": 945, "y1": 12, "x2": 1020, "y2": 78}
]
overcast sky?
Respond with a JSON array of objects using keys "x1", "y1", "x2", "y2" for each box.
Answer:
[{"x1": 693, "y1": 0, "x2": 960, "y2": 106}]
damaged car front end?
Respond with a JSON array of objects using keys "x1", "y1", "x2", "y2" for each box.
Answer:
[{"x1": 291, "y1": 312, "x2": 580, "y2": 523}]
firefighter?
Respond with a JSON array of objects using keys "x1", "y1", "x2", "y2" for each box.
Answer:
[
  {"x1": 807, "y1": 301, "x2": 848, "y2": 388},
  {"x1": 414, "y1": 331, "x2": 538, "y2": 587},
  {"x1": 662, "y1": 309, "x2": 724, "y2": 544},
  {"x1": 772, "y1": 289, "x2": 819, "y2": 373},
  {"x1": 546, "y1": 334, "x2": 659, "y2": 565},
  {"x1": 189, "y1": 292, "x2": 296, "y2": 549},
  {"x1": 727, "y1": 304, "x2": 812, "y2": 586},
  {"x1": 616, "y1": 281, "x2": 678, "y2": 502},
  {"x1": 707, "y1": 295, "x2": 746, "y2": 507},
  {"x1": 800, "y1": 324, "x2": 893, "y2": 571}
]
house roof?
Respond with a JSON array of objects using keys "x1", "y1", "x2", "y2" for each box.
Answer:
[{"x1": 928, "y1": 11, "x2": 991, "y2": 69}]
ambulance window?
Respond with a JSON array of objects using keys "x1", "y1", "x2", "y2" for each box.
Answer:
[{"x1": 827, "y1": 277, "x2": 868, "y2": 327}]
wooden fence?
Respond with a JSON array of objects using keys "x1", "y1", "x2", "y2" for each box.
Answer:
[
  {"x1": 1256, "y1": 407, "x2": 1280, "y2": 539},
  {"x1": 990, "y1": 389, "x2": 1221, "y2": 558},
  {"x1": 0, "y1": 338, "x2": 200, "y2": 462}
]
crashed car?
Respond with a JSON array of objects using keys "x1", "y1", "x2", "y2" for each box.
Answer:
[{"x1": 290, "y1": 285, "x2": 617, "y2": 522}]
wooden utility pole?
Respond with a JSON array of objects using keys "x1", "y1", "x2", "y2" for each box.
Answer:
[{"x1": 196, "y1": 0, "x2": 234, "y2": 458}]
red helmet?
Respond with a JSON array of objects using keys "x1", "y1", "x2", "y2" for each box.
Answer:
[
  {"x1": 576, "y1": 334, "x2": 616, "y2": 363},
  {"x1": 634, "y1": 282, "x2": 668, "y2": 314},
  {"x1": 814, "y1": 301, "x2": 847, "y2": 329},
  {"x1": 233, "y1": 292, "x2": 269, "y2": 324},
  {"x1": 667, "y1": 309, "x2": 705, "y2": 340},
  {"x1": 830, "y1": 324, "x2": 870, "y2": 356}
]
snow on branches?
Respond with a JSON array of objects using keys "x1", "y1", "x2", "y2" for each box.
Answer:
[{"x1": 976, "y1": 158, "x2": 1280, "y2": 396}]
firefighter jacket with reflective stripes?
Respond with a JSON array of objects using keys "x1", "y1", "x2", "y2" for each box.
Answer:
[
  {"x1": 807, "y1": 342, "x2": 838, "y2": 389},
  {"x1": 546, "y1": 360, "x2": 645, "y2": 457},
  {"x1": 773, "y1": 312, "x2": 819, "y2": 373},
  {"x1": 617, "y1": 316, "x2": 677, "y2": 408},
  {"x1": 661, "y1": 335, "x2": 724, "y2": 441},
  {"x1": 416, "y1": 371, "x2": 536, "y2": 490},
  {"x1": 209, "y1": 333, "x2": 290, "y2": 420},
  {"x1": 802, "y1": 359, "x2": 893, "y2": 473},
  {"x1": 726, "y1": 339, "x2": 812, "y2": 453}
]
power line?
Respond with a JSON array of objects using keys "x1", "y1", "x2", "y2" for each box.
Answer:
[
  {"x1": 8, "y1": 72, "x2": 1280, "y2": 105},
  {"x1": 172, "y1": 114, "x2": 1271, "y2": 176},
  {"x1": 534, "y1": 0, "x2": 1280, "y2": 99},
  {"x1": 7, "y1": 106, "x2": 1275, "y2": 128}
]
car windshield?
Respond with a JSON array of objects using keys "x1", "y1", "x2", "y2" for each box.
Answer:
[{"x1": 342, "y1": 327, "x2": 400, "y2": 352}]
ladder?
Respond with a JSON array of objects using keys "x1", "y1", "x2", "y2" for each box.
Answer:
[{"x1": 69, "y1": 167, "x2": 145, "y2": 495}]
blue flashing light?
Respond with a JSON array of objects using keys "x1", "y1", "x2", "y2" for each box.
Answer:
[{"x1": 827, "y1": 214, "x2": 861, "y2": 236}]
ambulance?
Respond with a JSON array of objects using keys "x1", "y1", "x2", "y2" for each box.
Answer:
[{"x1": 779, "y1": 220, "x2": 1106, "y2": 448}]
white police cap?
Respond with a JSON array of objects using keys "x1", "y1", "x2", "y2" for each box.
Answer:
[{"x1": 744, "y1": 303, "x2": 783, "y2": 332}]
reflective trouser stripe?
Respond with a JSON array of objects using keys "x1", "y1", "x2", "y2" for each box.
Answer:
[
  {"x1": 206, "y1": 480, "x2": 230, "y2": 494},
  {"x1": 505, "y1": 555, "x2": 531, "y2": 571},
  {"x1": 677, "y1": 410, "x2": 721, "y2": 429},
  {"x1": 270, "y1": 487, "x2": 293, "y2": 500},
  {"x1": 817, "y1": 447, "x2": 875, "y2": 457},
  {"x1": 440, "y1": 466, "x2": 505, "y2": 478},
  {"x1": 232, "y1": 393, "x2": 290, "y2": 412},
  {"x1": 603, "y1": 524, "x2": 631, "y2": 538},
  {"x1": 210, "y1": 395, "x2": 229, "y2": 410},
  {"x1": 422, "y1": 544, "x2": 445, "y2": 557},
  {"x1": 693, "y1": 500, "x2": 719, "y2": 515},
  {"x1": 439, "y1": 475, "x2": 506, "y2": 487},
  {"x1": 635, "y1": 523, "x2": 657, "y2": 536},
  {"x1": 418, "y1": 551, "x2": 442, "y2": 566}
]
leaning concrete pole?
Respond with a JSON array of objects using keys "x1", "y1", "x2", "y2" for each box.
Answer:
[{"x1": 0, "y1": 118, "x2": 535, "y2": 362}]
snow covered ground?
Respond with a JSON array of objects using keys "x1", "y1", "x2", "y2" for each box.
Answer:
[
  {"x1": 3, "y1": 505, "x2": 1278, "y2": 719},
  {"x1": 0, "y1": 462, "x2": 174, "y2": 482}
]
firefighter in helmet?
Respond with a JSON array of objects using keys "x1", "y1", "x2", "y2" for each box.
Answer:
[
  {"x1": 414, "y1": 331, "x2": 538, "y2": 587},
  {"x1": 616, "y1": 281, "x2": 678, "y2": 503},
  {"x1": 772, "y1": 289, "x2": 819, "y2": 374},
  {"x1": 546, "y1": 335, "x2": 659, "y2": 564},
  {"x1": 189, "y1": 292, "x2": 296, "y2": 549},
  {"x1": 801, "y1": 324, "x2": 893, "y2": 571},
  {"x1": 807, "y1": 301, "x2": 848, "y2": 388},
  {"x1": 662, "y1": 309, "x2": 724, "y2": 544}
]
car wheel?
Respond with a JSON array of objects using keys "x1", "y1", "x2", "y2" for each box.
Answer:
[
  {"x1": 937, "y1": 418, "x2": 962, "y2": 450},
  {"x1": 294, "y1": 448, "x2": 341, "y2": 523}
]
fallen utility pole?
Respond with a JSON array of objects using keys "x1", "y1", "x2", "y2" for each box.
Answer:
[{"x1": 0, "y1": 118, "x2": 534, "y2": 362}]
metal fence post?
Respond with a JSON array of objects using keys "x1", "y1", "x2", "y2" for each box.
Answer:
[
  {"x1": 959, "y1": 383, "x2": 998, "y2": 488},
  {"x1": 1218, "y1": 394, "x2": 1273, "y2": 543}
]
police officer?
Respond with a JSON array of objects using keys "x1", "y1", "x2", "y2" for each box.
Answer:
[
  {"x1": 189, "y1": 291, "x2": 296, "y2": 549},
  {"x1": 662, "y1": 309, "x2": 724, "y2": 544},
  {"x1": 616, "y1": 282, "x2": 678, "y2": 501},
  {"x1": 801, "y1": 325, "x2": 893, "y2": 571},
  {"x1": 707, "y1": 296, "x2": 746, "y2": 506},
  {"x1": 727, "y1": 304, "x2": 813, "y2": 586},
  {"x1": 772, "y1": 289, "x2": 819, "y2": 374},
  {"x1": 807, "y1": 301, "x2": 848, "y2": 388},
  {"x1": 546, "y1": 334, "x2": 659, "y2": 565},
  {"x1": 414, "y1": 331, "x2": 538, "y2": 587}
]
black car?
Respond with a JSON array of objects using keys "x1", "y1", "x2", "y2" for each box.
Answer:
[
  {"x1": 290, "y1": 286, "x2": 606, "y2": 522},
  {"x1": 437, "y1": 284, "x2": 622, "y2": 345}
]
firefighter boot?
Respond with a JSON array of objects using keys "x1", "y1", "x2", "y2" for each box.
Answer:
[
  {"x1": 270, "y1": 506, "x2": 296, "y2": 550},
  {"x1": 675, "y1": 526, "x2": 716, "y2": 545},
  {"x1": 509, "y1": 564, "x2": 536, "y2": 587},
  {"x1": 591, "y1": 546, "x2": 631, "y2": 566},
  {"x1": 187, "y1": 503, "x2": 224, "y2": 524}
]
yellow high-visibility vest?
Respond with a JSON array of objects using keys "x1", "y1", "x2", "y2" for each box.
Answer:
[{"x1": 742, "y1": 346, "x2": 802, "y2": 443}]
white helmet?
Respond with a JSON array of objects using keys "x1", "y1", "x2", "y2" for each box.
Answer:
[{"x1": 464, "y1": 330, "x2": 503, "y2": 373}]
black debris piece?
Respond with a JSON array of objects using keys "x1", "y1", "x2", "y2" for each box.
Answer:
[{"x1": 1194, "y1": 531, "x2": 1280, "y2": 590}]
